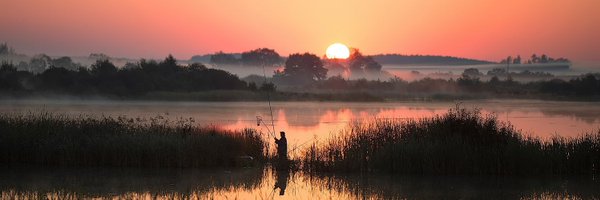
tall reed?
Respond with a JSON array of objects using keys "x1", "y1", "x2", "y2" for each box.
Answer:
[
  {"x1": 0, "y1": 113, "x2": 265, "y2": 168},
  {"x1": 302, "y1": 108, "x2": 600, "y2": 176}
]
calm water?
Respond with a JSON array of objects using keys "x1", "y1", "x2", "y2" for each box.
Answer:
[
  {"x1": 1, "y1": 99, "x2": 598, "y2": 149},
  {"x1": 1, "y1": 167, "x2": 599, "y2": 199},
  {"x1": 1, "y1": 99, "x2": 599, "y2": 199}
]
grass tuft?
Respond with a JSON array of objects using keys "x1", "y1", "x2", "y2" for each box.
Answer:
[
  {"x1": 301, "y1": 108, "x2": 600, "y2": 176},
  {"x1": 0, "y1": 113, "x2": 265, "y2": 168}
]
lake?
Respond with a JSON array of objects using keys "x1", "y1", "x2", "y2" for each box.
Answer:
[
  {"x1": 1, "y1": 99, "x2": 599, "y2": 199},
  {"x1": 1, "y1": 167, "x2": 598, "y2": 199},
  {"x1": 1, "y1": 99, "x2": 598, "y2": 156}
]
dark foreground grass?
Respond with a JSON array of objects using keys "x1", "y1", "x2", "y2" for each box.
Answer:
[
  {"x1": 302, "y1": 108, "x2": 600, "y2": 176},
  {"x1": 0, "y1": 113, "x2": 265, "y2": 168}
]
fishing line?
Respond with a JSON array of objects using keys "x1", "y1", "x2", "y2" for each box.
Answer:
[{"x1": 288, "y1": 137, "x2": 319, "y2": 155}]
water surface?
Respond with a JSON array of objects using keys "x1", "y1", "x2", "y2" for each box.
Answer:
[
  {"x1": 1, "y1": 100, "x2": 598, "y2": 156},
  {"x1": 1, "y1": 167, "x2": 598, "y2": 199}
]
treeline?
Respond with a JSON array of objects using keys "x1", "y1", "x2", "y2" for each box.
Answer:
[
  {"x1": 208, "y1": 48, "x2": 283, "y2": 66},
  {"x1": 0, "y1": 55, "x2": 269, "y2": 97},
  {"x1": 311, "y1": 72, "x2": 600, "y2": 98},
  {"x1": 500, "y1": 54, "x2": 570, "y2": 64},
  {"x1": 371, "y1": 54, "x2": 493, "y2": 65}
]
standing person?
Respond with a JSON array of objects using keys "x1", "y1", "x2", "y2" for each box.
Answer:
[{"x1": 274, "y1": 131, "x2": 288, "y2": 161}]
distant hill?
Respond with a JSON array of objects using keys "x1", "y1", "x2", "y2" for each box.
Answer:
[{"x1": 372, "y1": 54, "x2": 494, "y2": 66}]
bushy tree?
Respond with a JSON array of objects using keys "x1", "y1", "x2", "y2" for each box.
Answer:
[
  {"x1": 462, "y1": 68, "x2": 482, "y2": 78},
  {"x1": 241, "y1": 48, "x2": 282, "y2": 66},
  {"x1": 277, "y1": 53, "x2": 327, "y2": 84},
  {"x1": 348, "y1": 49, "x2": 382, "y2": 74}
]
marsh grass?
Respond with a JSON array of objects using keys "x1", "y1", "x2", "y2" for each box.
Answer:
[
  {"x1": 302, "y1": 108, "x2": 600, "y2": 176},
  {"x1": 0, "y1": 113, "x2": 265, "y2": 168}
]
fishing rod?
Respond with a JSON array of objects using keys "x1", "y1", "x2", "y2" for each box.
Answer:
[
  {"x1": 256, "y1": 116, "x2": 276, "y2": 138},
  {"x1": 287, "y1": 137, "x2": 319, "y2": 155},
  {"x1": 257, "y1": 61, "x2": 279, "y2": 140},
  {"x1": 262, "y1": 62, "x2": 277, "y2": 137}
]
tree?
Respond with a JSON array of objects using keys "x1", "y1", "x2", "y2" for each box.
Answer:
[
  {"x1": 52, "y1": 56, "x2": 80, "y2": 71},
  {"x1": 513, "y1": 55, "x2": 521, "y2": 64},
  {"x1": 487, "y1": 68, "x2": 506, "y2": 76},
  {"x1": 29, "y1": 54, "x2": 52, "y2": 74},
  {"x1": 91, "y1": 59, "x2": 117, "y2": 76},
  {"x1": 0, "y1": 43, "x2": 15, "y2": 55},
  {"x1": 540, "y1": 54, "x2": 548, "y2": 63},
  {"x1": 241, "y1": 48, "x2": 282, "y2": 66},
  {"x1": 279, "y1": 53, "x2": 327, "y2": 83},
  {"x1": 348, "y1": 49, "x2": 382, "y2": 74},
  {"x1": 530, "y1": 54, "x2": 539, "y2": 63},
  {"x1": 462, "y1": 68, "x2": 482, "y2": 78},
  {"x1": 210, "y1": 51, "x2": 239, "y2": 65}
]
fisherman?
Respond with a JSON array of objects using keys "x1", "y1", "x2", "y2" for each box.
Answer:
[{"x1": 274, "y1": 131, "x2": 288, "y2": 161}]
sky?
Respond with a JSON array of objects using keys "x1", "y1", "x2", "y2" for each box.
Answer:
[{"x1": 1, "y1": 0, "x2": 599, "y2": 62}]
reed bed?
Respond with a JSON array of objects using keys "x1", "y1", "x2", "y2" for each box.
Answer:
[
  {"x1": 0, "y1": 113, "x2": 265, "y2": 168},
  {"x1": 302, "y1": 108, "x2": 600, "y2": 176}
]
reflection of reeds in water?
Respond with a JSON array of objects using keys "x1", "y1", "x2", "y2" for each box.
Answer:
[
  {"x1": 0, "y1": 113, "x2": 265, "y2": 168},
  {"x1": 0, "y1": 167, "x2": 266, "y2": 199},
  {"x1": 302, "y1": 173, "x2": 600, "y2": 199},
  {"x1": 302, "y1": 108, "x2": 600, "y2": 176}
]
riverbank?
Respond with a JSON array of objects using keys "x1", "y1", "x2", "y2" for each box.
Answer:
[{"x1": 2, "y1": 90, "x2": 600, "y2": 102}]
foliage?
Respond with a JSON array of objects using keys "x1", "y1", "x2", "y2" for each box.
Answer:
[
  {"x1": 210, "y1": 51, "x2": 239, "y2": 65},
  {"x1": 347, "y1": 49, "x2": 382, "y2": 73},
  {"x1": 0, "y1": 113, "x2": 265, "y2": 168},
  {"x1": 309, "y1": 73, "x2": 600, "y2": 98},
  {"x1": 274, "y1": 53, "x2": 327, "y2": 85},
  {"x1": 0, "y1": 43, "x2": 15, "y2": 55},
  {"x1": 240, "y1": 48, "x2": 283, "y2": 66},
  {"x1": 0, "y1": 55, "x2": 255, "y2": 97}
]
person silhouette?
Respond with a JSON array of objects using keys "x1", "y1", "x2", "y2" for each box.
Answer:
[{"x1": 274, "y1": 131, "x2": 288, "y2": 161}]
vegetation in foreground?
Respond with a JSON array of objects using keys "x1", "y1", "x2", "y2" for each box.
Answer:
[
  {"x1": 0, "y1": 113, "x2": 265, "y2": 168},
  {"x1": 2, "y1": 108, "x2": 600, "y2": 178},
  {"x1": 302, "y1": 108, "x2": 600, "y2": 176}
]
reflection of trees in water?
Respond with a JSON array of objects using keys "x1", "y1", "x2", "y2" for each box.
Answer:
[
  {"x1": 486, "y1": 105, "x2": 600, "y2": 125},
  {"x1": 0, "y1": 167, "x2": 265, "y2": 199},
  {"x1": 536, "y1": 108, "x2": 600, "y2": 124},
  {"x1": 303, "y1": 174, "x2": 600, "y2": 199},
  {"x1": 279, "y1": 106, "x2": 440, "y2": 127}
]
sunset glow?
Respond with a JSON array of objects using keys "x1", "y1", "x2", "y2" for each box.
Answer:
[{"x1": 0, "y1": 0, "x2": 599, "y2": 62}]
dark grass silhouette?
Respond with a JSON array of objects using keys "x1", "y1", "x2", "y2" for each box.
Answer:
[
  {"x1": 0, "y1": 113, "x2": 265, "y2": 168},
  {"x1": 301, "y1": 108, "x2": 600, "y2": 176}
]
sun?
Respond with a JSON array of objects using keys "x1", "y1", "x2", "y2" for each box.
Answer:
[{"x1": 326, "y1": 43, "x2": 350, "y2": 59}]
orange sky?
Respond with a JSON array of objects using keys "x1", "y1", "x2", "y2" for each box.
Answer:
[{"x1": 1, "y1": 0, "x2": 598, "y2": 62}]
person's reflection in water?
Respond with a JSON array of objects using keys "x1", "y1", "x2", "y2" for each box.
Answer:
[
  {"x1": 273, "y1": 131, "x2": 290, "y2": 196},
  {"x1": 273, "y1": 168, "x2": 290, "y2": 196}
]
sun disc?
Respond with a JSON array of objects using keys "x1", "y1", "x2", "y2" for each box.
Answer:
[{"x1": 326, "y1": 43, "x2": 350, "y2": 59}]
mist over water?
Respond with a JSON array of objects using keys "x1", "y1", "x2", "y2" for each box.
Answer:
[{"x1": 1, "y1": 99, "x2": 598, "y2": 152}]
